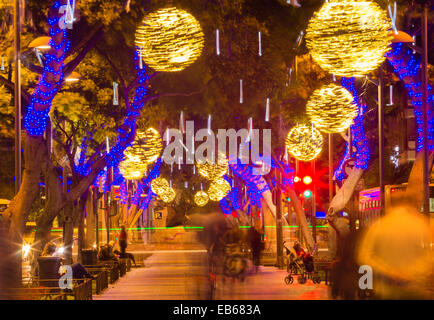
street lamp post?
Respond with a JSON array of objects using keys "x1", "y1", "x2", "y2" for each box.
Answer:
[
  {"x1": 14, "y1": 0, "x2": 22, "y2": 194},
  {"x1": 378, "y1": 64, "x2": 385, "y2": 216},
  {"x1": 421, "y1": 2, "x2": 430, "y2": 219}
]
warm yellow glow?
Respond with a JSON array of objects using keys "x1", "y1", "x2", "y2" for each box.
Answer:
[
  {"x1": 135, "y1": 7, "x2": 204, "y2": 72},
  {"x1": 119, "y1": 153, "x2": 148, "y2": 180},
  {"x1": 65, "y1": 71, "x2": 82, "y2": 82},
  {"x1": 28, "y1": 36, "x2": 51, "y2": 50},
  {"x1": 151, "y1": 177, "x2": 170, "y2": 196},
  {"x1": 303, "y1": 176, "x2": 313, "y2": 185},
  {"x1": 285, "y1": 124, "x2": 323, "y2": 162},
  {"x1": 194, "y1": 191, "x2": 209, "y2": 207},
  {"x1": 136, "y1": 127, "x2": 163, "y2": 164},
  {"x1": 159, "y1": 187, "x2": 176, "y2": 203},
  {"x1": 305, "y1": 0, "x2": 392, "y2": 77},
  {"x1": 196, "y1": 157, "x2": 228, "y2": 181},
  {"x1": 119, "y1": 128, "x2": 161, "y2": 180},
  {"x1": 306, "y1": 83, "x2": 358, "y2": 133},
  {"x1": 208, "y1": 178, "x2": 231, "y2": 202}
]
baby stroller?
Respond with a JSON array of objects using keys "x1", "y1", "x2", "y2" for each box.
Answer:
[{"x1": 283, "y1": 241, "x2": 321, "y2": 285}]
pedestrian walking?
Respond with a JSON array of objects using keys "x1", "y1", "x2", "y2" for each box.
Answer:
[
  {"x1": 248, "y1": 225, "x2": 264, "y2": 273},
  {"x1": 119, "y1": 225, "x2": 128, "y2": 255}
]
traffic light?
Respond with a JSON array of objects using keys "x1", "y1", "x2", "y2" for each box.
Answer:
[{"x1": 303, "y1": 189, "x2": 312, "y2": 198}]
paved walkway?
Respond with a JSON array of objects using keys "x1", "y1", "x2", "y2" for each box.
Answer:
[{"x1": 94, "y1": 251, "x2": 331, "y2": 300}]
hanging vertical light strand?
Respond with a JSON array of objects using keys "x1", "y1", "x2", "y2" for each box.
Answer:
[
  {"x1": 258, "y1": 31, "x2": 262, "y2": 56},
  {"x1": 265, "y1": 98, "x2": 270, "y2": 122},
  {"x1": 240, "y1": 79, "x2": 243, "y2": 104},
  {"x1": 216, "y1": 29, "x2": 220, "y2": 55},
  {"x1": 113, "y1": 81, "x2": 119, "y2": 105}
]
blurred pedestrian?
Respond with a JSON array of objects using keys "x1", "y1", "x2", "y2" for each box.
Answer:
[
  {"x1": 248, "y1": 225, "x2": 264, "y2": 273},
  {"x1": 119, "y1": 225, "x2": 128, "y2": 255}
]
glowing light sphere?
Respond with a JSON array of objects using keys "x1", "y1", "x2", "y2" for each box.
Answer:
[
  {"x1": 151, "y1": 177, "x2": 170, "y2": 196},
  {"x1": 194, "y1": 191, "x2": 209, "y2": 207},
  {"x1": 208, "y1": 178, "x2": 231, "y2": 202},
  {"x1": 285, "y1": 124, "x2": 323, "y2": 162},
  {"x1": 135, "y1": 7, "x2": 204, "y2": 72},
  {"x1": 303, "y1": 176, "x2": 313, "y2": 185},
  {"x1": 305, "y1": 0, "x2": 392, "y2": 77},
  {"x1": 159, "y1": 187, "x2": 176, "y2": 203},
  {"x1": 119, "y1": 153, "x2": 148, "y2": 180},
  {"x1": 137, "y1": 127, "x2": 163, "y2": 164},
  {"x1": 196, "y1": 157, "x2": 228, "y2": 181},
  {"x1": 126, "y1": 128, "x2": 162, "y2": 164},
  {"x1": 306, "y1": 84, "x2": 358, "y2": 133}
]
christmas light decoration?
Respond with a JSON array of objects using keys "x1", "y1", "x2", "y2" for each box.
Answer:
[
  {"x1": 151, "y1": 177, "x2": 170, "y2": 196},
  {"x1": 194, "y1": 191, "x2": 209, "y2": 207},
  {"x1": 159, "y1": 187, "x2": 176, "y2": 203},
  {"x1": 137, "y1": 127, "x2": 163, "y2": 164},
  {"x1": 305, "y1": 0, "x2": 392, "y2": 77},
  {"x1": 119, "y1": 153, "x2": 148, "y2": 180},
  {"x1": 334, "y1": 77, "x2": 370, "y2": 181},
  {"x1": 208, "y1": 178, "x2": 231, "y2": 202},
  {"x1": 135, "y1": 7, "x2": 204, "y2": 72},
  {"x1": 24, "y1": 1, "x2": 71, "y2": 136},
  {"x1": 196, "y1": 157, "x2": 228, "y2": 181},
  {"x1": 285, "y1": 124, "x2": 323, "y2": 162},
  {"x1": 386, "y1": 43, "x2": 434, "y2": 151},
  {"x1": 306, "y1": 83, "x2": 358, "y2": 133}
]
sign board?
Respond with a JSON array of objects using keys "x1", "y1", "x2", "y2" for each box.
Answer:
[{"x1": 154, "y1": 211, "x2": 163, "y2": 220}]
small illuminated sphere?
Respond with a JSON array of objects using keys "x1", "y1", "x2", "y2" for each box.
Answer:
[
  {"x1": 208, "y1": 178, "x2": 231, "y2": 202},
  {"x1": 305, "y1": 0, "x2": 392, "y2": 77},
  {"x1": 294, "y1": 176, "x2": 301, "y2": 183},
  {"x1": 303, "y1": 176, "x2": 313, "y2": 185},
  {"x1": 159, "y1": 187, "x2": 176, "y2": 203},
  {"x1": 286, "y1": 124, "x2": 323, "y2": 162},
  {"x1": 135, "y1": 7, "x2": 204, "y2": 72},
  {"x1": 196, "y1": 157, "x2": 228, "y2": 181},
  {"x1": 151, "y1": 177, "x2": 170, "y2": 196},
  {"x1": 306, "y1": 84, "x2": 358, "y2": 133},
  {"x1": 119, "y1": 153, "x2": 148, "y2": 180},
  {"x1": 194, "y1": 191, "x2": 209, "y2": 207},
  {"x1": 303, "y1": 189, "x2": 312, "y2": 198}
]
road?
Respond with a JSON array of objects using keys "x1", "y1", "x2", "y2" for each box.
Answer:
[{"x1": 94, "y1": 250, "x2": 331, "y2": 300}]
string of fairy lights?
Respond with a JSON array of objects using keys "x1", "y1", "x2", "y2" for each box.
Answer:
[{"x1": 19, "y1": 1, "x2": 409, "y2": 217}]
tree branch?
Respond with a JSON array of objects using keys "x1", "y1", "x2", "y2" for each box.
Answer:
[{"x1": 0, "y1": 74, "x2": 31, "y2": 105}]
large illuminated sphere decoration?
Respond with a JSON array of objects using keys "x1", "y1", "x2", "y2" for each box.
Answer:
[
  {"x1": 138, "y1": 127, "x2": 163, "y2": 164},
  {"x1": 196, "y1": 157, "x2": 228, "y2": 181},
  {"x1": 125, "y1": 128, "x2": 162, "y2": 164},
  {"x1": 119, "y1": 154, "x2": 148, "y2": 180},
  {"x1": 285, "y1": 124, "x2": 323, "y2": 162},
  {"x1": 194, "y1": 191, "x2": 209, "y2": 207},
  {"x1": 305, "y1": 0, "x2": 392, "y2": 77},
  {"x1": 151, "y1": 177, "x2": 169, "y2": 196},
  {"x1": 306, "y1": 84, "x2": 358, "y2": 133},
  {"x1": 159, "y1": 187, "x2": 176, "y2": 203},
  {"x1": 135, "y1": 7, "x2": 205, "y2": 72},
  {"x1": 208, "y1": 178, "x2": 231, "y2": 202}
]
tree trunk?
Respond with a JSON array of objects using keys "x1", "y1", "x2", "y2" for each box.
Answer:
[
  {"x1": 63, "y1": 202, "x2": 74, "y2": 265},
  {"x1": 405, "y1": 151, "x2": 434, "y2": 209},
  {"x1": 3, "y1": 136, "x2": 46, "y2": 286},
  {"x1": 286, "y1": 188, "x2": 315, "y2": 252},
  {"x1": 77, "y1": 192, "x2": 88, "y2": 263},
  {"x1": 85, "y1": 191, "x2": 96, "y2": 248},
  {"x1": 327, "y1": 168, "x2": 364, "y2": 259}
]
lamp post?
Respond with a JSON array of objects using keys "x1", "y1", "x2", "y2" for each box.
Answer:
[
  {"x1": 14, "y1": 0, "x2": 21, "y2": 194},
  {"x1": 421, "y1": 2, "x2": 430, "y2": 219}
]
